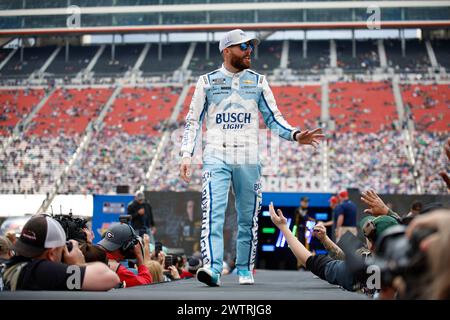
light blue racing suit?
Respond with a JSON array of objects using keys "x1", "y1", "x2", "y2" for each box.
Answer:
[{"x1": 181, "y1": 65, "x2": 300, "y2": 275}]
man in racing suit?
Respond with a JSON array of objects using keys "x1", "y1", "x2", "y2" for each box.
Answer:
[{"x1": 180, "y1": 29, "x2": 324, "y2": 287}]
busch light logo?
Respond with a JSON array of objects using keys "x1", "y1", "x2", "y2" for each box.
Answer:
[{"x1": 216, "y1": 112, "x2": 251, "y2": 129}]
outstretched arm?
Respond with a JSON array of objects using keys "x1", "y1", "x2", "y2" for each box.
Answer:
[{"x1": 269, "y1": 202, "x2": 312, "y2": 266}]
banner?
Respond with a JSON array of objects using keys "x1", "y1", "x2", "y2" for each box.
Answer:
[
  {"x1": 261, "y1": 176, "x2": 324, "y2": 192},
  {"x1": 92, "y1": 194, "x2": 133, "y2": 243}
]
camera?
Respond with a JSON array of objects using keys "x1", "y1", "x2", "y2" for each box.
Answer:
[
  {"x1": 119, "y1": 215, "x2": 132, "y2": 224},
  {"x1": 164, "y1": 254, "x2": 174, "y2": 269},
  {"x1": 343, "y1": 225, "x2": 436, "y2": 298},
  {"x1": 53, "y1": 213, "x2": 88, "y2": 242}
]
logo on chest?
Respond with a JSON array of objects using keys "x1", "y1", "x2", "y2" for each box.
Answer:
[{"x1": 216, "y1": 112, "x2": 252, "y2": 130}]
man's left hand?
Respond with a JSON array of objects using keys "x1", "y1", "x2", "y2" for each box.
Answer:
[{"x1": 295, "y1": 128, "x2": 325, "y2": 148}]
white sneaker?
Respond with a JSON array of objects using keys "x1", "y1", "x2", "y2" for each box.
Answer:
[{"x1": 238, "y1": 270, "x2": 254, "y2": 285}]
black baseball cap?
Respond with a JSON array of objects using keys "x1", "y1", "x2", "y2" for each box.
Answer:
[
  {"x1": 13, "y1": 214, "x2": 67, "y2": 258},
  {"x1": 97, "y1": 223, "x2": 137, "y2": 252}
]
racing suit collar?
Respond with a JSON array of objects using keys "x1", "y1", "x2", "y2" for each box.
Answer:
[{"x1": 220, "y1": 64, "x2": 246, "y2": 78}]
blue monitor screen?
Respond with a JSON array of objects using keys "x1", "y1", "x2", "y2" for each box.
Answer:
[{"x1": 315, "y1": 213, "x2": 328, "y2": 220}]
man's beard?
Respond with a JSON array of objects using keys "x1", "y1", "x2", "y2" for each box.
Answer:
[{"x1": 230, "y1": 54, "x2": 251, "y2": 71}]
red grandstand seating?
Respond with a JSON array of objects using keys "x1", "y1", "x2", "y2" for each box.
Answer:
[
  {"x1": 401, "y1": 84, "x2": 450, "y2": 132},
  {"x1": 105, "y1": 87, "x2": 179, "y2": 136},
  {"x1": 0, "y1": 89, "x2": 45, "y2": 136},
  {"x1": 26, "y1": 88, "x2": 113, "y2": 136},
  {"x1": 271, "y1": 85, "x2": 322, "y2": 129},
  {"x1": 178, "y1": 86, "x2": 195, "y2": 122},
  {"x1": 329, "y1": 81, "x2": 398, "y2": 133}
]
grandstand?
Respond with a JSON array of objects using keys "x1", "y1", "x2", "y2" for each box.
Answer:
[{"x1": 0, "y1": 0, "x2": 449, "y2": 214}]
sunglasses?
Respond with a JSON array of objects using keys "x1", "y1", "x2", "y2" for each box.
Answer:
[{"x1": 231, "y1": 42, "x2": 254, "y2": 52}]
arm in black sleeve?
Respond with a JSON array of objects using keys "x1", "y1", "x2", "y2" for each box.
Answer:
[
  {"x1": 306, "y1": 255, "x2": 356, "y2": 292},
  {"x1": 127, "y1": 201, "x2": 139, "y2": 219}
]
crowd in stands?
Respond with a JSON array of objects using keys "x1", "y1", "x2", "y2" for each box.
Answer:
[
  {"x1": 385, "y1": 39, "x2": 432, "y2": 73},
  {"x1": 0, "y1": 88, "x2": 46, "y2": 135},
  {"x1": 0, "y1": 135, "x2": 80, "y2": 194},
  {"x1": 401, "y1": 83, "x2": 449, "y2": 132},
  {"x1": 149, "y1": 130, "x2": 203, "y2": 192},
  {"x1": 336, "y1": 41, "x2": 379, "y2": 71},
  {"x1": 63, "y1": 129, "x2": 159, "y2": 194},
  {"x1": 0, "y1": 80, "x2": 447, "y2": 195},
  {"x1": 413, "y1": 131, "x2": 449, "y2": 194},
  {"x1": 328, "y1": 131, "x2": 417, "y2": 194}
]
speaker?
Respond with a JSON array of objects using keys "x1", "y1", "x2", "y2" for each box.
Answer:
[{"x1": 116, "y1": 185, "x2": 129, "y2": 194}]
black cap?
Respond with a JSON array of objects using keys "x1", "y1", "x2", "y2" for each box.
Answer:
[{"x1": 14, "y1": 215, "x2": 67, "y2": 258}]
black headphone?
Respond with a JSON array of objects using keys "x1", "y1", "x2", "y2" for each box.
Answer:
[{"x1": 120, "y1": 224, "x2": 139, "y2": 255}]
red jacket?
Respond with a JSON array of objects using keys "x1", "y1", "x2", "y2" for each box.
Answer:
[
  {"x1": 106, "y1": 253, "x2": 152, "y2": 287},
  {"x1": 179, "y1": 269, "x2": 194, "y2": 279}
]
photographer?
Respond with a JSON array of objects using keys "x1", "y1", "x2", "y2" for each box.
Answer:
[
  {"x1": 2, "y1": 215, "x2": 119, "y2": 291},
  {"x1": 269, "y1": 202, "x2": 399, "y2": 294},
  {"x1": 97, "y1": 223, "x2": 152, "y2": 287}
]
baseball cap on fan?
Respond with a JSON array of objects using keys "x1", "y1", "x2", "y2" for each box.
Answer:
[
  {"x1": 98, "y1": 223, "x2": 137, "y2": 252},
  {"x1": 13, "y1": 214, "x2": 67, "y2": 258},
  {"x1": 219, "y1": 29, "x2": 260, "y2": 52}
]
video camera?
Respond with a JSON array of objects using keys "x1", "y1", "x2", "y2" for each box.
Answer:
[
  {"x1": 118, "y1": 215, "x2": 144, "y2": 261},
  {"x1": 342, "y1": 225, "x2": 436, "y2": 298},
  {"x1": 119, "y1": 214, "x2": 132, "y2": 225},
  {"x1": 52, "y1": 210, "x2": 89, "y2": 243}
]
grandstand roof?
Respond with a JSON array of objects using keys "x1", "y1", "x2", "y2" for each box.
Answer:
[{"x1": 0, "y1": 0, "x2": 449, "y2": 36}]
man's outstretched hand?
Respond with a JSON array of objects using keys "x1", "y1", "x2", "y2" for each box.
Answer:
[{"x1": 295, "y1": 128, "x2": 325, "y2": 148}]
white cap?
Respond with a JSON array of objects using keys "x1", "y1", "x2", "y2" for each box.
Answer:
[{"x1": 219, "y1": 29, "x2": 260, "y2": 52}]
